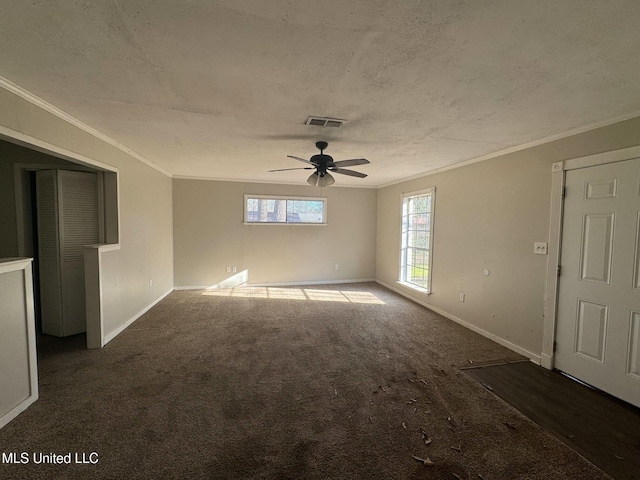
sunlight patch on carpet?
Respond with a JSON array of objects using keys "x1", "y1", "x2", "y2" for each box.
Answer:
[{"x1": 202, "y1": 287, "x2": 385, "y2": 304}]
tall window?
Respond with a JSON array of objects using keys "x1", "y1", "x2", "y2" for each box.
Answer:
[
  {"x1": 244, "y1": 195, "x2": 327, "y2": 225},
  {"x1": 399, "y1": 188, "x2": 435, "y2": 292}
]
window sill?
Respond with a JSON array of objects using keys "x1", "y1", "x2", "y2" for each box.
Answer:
[
  {"x1": 243, "y1": 223, "x2": 327, "y2": 226},
  {"x1": 396, "y1": 281, "x2": 431, "y2": 295}
]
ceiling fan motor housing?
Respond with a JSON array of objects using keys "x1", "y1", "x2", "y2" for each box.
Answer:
[{"x1": 310, "y1": 153, "x2": 333, "y2": 174}]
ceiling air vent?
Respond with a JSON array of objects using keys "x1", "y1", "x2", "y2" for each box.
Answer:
[{"x1": 305, "y1": 116, "x2": 346, "y2": 128}]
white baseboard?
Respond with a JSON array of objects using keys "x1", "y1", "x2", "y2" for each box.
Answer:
[
  {"x1": 174, "y1": 278, "x2": 375, "y2": 290},
  {"x1": 375, "y1": 279, "x2": 542, "y2": 364},
  {"x1": 103, "y1": 288, "x2": 173, "y2": 345},
  {"x1": 246, "y1": 278, "x2": 375, "y2": 288}
]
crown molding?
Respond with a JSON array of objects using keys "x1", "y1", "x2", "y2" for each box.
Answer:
[
  {"x1": 172, "y1": 174, "x2": 377, "y2": 189},
  {"x1": 4, "y1": 74, "x2": 639, "y2": 188},
  {"x1": 377, "y1": 110, "x2": 640, "y2": 189},
  {"x1": 0, "y1": 76, "x2": 172, "y2": 177}
]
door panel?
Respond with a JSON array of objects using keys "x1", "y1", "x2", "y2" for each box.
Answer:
[
  {"x1": 634, "y1": 213, "x2": 640, "y2": 289},
  {"x1": 585, "y1": 177, "x2": 617, "y2": 199},
  {"x1": 629, "y1": 312, "x2": 640, "y2": 379},
  {"x1": 556, "y1": 157, "x2": 640, "y2": 407},
  {"x1": 580, "y1": 213, "x2": 614, "y2": 284},
  {"x1": 575, "y1": 299, "x2": 607, "y2": 362}
]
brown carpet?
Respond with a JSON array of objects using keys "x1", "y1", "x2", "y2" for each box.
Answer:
[{"x1": 0, "y1": 283, "x2": 611, "y2": 479}]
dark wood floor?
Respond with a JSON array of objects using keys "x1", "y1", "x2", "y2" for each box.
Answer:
[{"x1": 463, "y1": 361, "x2": 640, "y2": 480}]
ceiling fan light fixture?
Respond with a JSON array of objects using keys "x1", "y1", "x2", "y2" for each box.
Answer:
[
  {"x1": 307, "y1": 172, "x2": 319, "y2": 186},
  {"x1": 307, "y1": 172, "x2": 335, "y2": 187}
]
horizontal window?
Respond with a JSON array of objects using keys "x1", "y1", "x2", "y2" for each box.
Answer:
[{"x1": 244, "y1": 195, "x2": 327, "y2": 225}]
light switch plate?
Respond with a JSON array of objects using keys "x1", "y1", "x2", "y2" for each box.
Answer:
[{"x1": 534, "y1": 242, "x2": 548, "y2": 255}]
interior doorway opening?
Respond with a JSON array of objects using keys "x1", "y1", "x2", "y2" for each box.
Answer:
[{"x1": 1, "y1": 137, "x2": 119, "y2": 350}]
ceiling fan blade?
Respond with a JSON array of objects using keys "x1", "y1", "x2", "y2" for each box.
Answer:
[
  {"x1": 331, "y1": 168, "x2": 367, "y2": 178},
  {"x1": 331, "y1": 158, "x2": 370, "y2": 167},
  {"x1": 268, "y1": 167, "x2": 314, "y2": 172},
  {"x1": 287, "y1": 155, "x2": 317, "y2": 165}
]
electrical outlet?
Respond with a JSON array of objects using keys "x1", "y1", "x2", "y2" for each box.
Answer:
[
  {"x1": 232, "y1": 266, "x2": 237, "y2": 273},
  {"x1": 335, "y1": 264, "x2": 339, "y2": 270},
  {"x1": 226, "y1": 266, "x2": 231, "y2": 273},
  {"x1": 459, "y1": 293, "x2": 465, "y2": 302},
  {"x1": 534, "y1": 242, "x2": 548, "y2": 255}
]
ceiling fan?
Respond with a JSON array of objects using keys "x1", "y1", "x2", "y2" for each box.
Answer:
[{"x1": 268, "y1": 141, "x2": 370, "y2": 187}]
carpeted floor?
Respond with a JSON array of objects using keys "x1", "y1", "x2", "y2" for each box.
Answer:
[{"x1": 0, "y1": 283, "x2": 611, "y2": 479}]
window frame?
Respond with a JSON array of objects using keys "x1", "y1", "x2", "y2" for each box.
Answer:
[
  {"x1": 398, "y1": 187, "x2": 435, "y2": 294},
  {"x1": 243, "y1": 194, "x2": 328, "y2": 226}
]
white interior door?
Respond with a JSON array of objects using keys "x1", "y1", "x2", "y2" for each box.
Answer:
[{"x1": 555, "y1": 157, "x2": 640, "y2": 407}]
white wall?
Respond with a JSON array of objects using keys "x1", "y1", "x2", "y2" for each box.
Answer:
[
  {"x1": 0, "y1": 258, "x2": 37, "y2": 429},
  {"x1": 0, "y1": 87, "x2": 174, "y2": 340},
  {"x1": 376, "y1": 116, "x2": 640, "y2": 360},
  {"x1": 173, "y1": 179, "x2": 377, "y2": 287}
]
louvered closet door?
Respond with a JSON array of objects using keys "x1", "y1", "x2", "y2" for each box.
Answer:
[
  {"x1": 555, "y1": 157, "x2": 640, "y2": 407},
  {"x1": 58, "y1": 171, "x2": 99, "y2": 336},
  {"x1": 36, "y1": 170, "x2": 99, "y2": 337},
  {"x1": 35, "y1": 170, "x2": 63, "y2": 336}
]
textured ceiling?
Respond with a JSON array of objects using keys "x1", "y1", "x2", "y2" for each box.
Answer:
[{"x1": 1, "y1": 1, "x2": 640, "y2": 187}]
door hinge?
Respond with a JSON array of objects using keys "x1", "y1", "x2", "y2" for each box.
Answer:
[
  {"x1": 557, "y1": 265, "x2": 561, "y2": 276},
  {"x1": 553, "y1": 340, "x2": 557, "y2": 352},
  {"x1": 561, "y1": 187, "x2": 566, "y2": 199}
]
